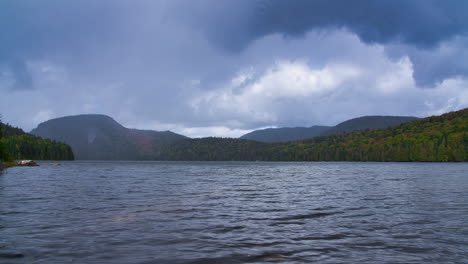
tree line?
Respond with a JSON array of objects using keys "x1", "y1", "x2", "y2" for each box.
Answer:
[
  {"x1": 159, "y1": 108, "x2": 468, "y2": 162},
  {"x1": 1, "y1": 108, "x2": 466, "y2": 162},
  {"x1": 0, "y1": 121, "x2": 74, "y2": 161}
]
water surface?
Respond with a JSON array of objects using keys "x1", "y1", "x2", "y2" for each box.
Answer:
[{"x1": 1, "y1": 161, "x2": 467, "y2": 263}]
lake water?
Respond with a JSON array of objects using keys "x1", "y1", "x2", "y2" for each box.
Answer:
[{"x1": 1, "y1": 161, "x2": 467, "y2": 263}]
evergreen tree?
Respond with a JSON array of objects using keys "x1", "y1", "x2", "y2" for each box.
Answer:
[
  {"x1": 158, "y1": 108, "x2": 468, "y2": 162},
  {"x1": 0, "y1": 114, "x2": 9, "y2": 161},
  {"x1": 0, "y1": 119, "x2": 74, "y2": 161}
]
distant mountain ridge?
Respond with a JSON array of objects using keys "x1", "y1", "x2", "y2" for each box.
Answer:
[
  {"x1": 240, "y1": 126, "x2": 331, "y2": 143},
  {"x1": 28, "y1": 109, "x2": 467, "y2": 162},
  {"x1": 323, "y1": 116, "x2": 419, "y2": 136},
  {"x1": 240, "y1": 115, "x2": 419, "y2": 143},
  {"x1": 31, "y1": 114, "x2": 186, "y2": 160},
  {"x1": 161, "y1": 108, "x2": 468, "y2": 162}
]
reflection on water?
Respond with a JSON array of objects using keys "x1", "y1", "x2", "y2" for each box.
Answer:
[{"x1": 1, "y1": 161, "x2": 467, "y2": 263}]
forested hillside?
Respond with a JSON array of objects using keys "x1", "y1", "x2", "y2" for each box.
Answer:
[
  {"x1": 160, "y1": 137, "x2": 270, "y2": 161},
  {"x1": 322, "y1": 116, "x2": 419, "y2": 136},
  {"x1": 275, "y1": 108, "x2": 467, "y2": 162},
  {"x1": 240, "y1": 116, "x2": 418, "y2": 143},
  {"x1": 0, "y1": 119, "x2": 9, "y2": 162},
  {"x1": 161, "y1": 108, "x2": 468, "y2": 162},
  {"x1": 0, "y1": 122, "x2": 74, "y2": 160},
  {"x1": 21, "y1": 108, "x2": 468, "y2": 162}
]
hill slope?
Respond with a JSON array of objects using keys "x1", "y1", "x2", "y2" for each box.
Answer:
[
  {"x1": 162, "y1": 108, "x2": 468, "y2": 162},
  {"x1": 240, "y1": 126, "x2": 331, "y2": 143},
  {"x1": 0, "y1": 122, "x2": 74, "y2": 161},
  {"x1": 240, "y1": 116, "x2": 418, "y2": 143},
  {"x1": 324, "y1": 116, "x2": 419, "y2": 136},
  {"x1": 28, "y1": 109, "x2": 467, "y2": 162},
  {"x1": 31, "y1": 114, "x2": 186, "y2": 160},
  {"x1": 274, "y1": 109, "x2": 467, "y2": 162}
]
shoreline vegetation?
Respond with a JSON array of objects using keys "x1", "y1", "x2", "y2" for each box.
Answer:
[
  {"x1": 0, "y1": 161, "x2": 20, "y2": 169},
  {"x1": 1, "y1": 107, "x2": 467, "y2": 164},
  {"x1": 159, "y1": 108, "x2": 468, "y2": 162},
  {"x1": 0, "y1": 119, "x2": 74, "y2": 169}
]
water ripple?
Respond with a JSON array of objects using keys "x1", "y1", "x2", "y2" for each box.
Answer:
[{"x1": 1, "y1": 161, "x2": 467, "y2": 263}]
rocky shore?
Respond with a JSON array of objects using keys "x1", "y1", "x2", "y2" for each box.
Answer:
[{"x1": 1, "y1": 160, "x2": 40, "y2": 169}]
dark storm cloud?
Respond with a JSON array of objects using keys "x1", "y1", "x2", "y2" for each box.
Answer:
[
  {"x1": 1, "y1": 0, "x2": 467, "y2": 136},
  {"x1": 2, "y1": 0, "x2": 468, "y2": 89},
  {"x1": 179, "y1": 0, "x2": 468, "y2": 86},
  {"x1": 188, "y1": 0, "x2": 468, "y2": 50},
  {"x1": 0, "y1": 0, "x2": 243, "y2": 91},
  {"x1": 385, "y1": 37, "x2": 468, "y2": 87}
]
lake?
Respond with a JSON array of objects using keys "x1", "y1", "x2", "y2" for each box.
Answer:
[{"x1": 1, "y1": 161, "x2": 467, "y2": 263}]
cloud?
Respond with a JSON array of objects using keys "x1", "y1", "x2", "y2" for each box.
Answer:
[
  {"x1": 191, "y1": 60, "x2": 362, "y2": 126},
  {"x1": 189, "y1": 31, "x2": 468, "y2": 129},
  {"x1": 187, "y1": 0, "x2": 468, "y2": 49},
  {"x1": 33, "y1": 109, "x2": 54, "y2": 125},
  {"x1": 3, "y1": 0, "x2": 468, "y2": 91},
  {"x1": 386, "y1": 36, "x2": 468, "y2": 86},
  {"x1": 179, "y1": 0, "x2": 468, "y2": 85},
  {"x1": 0, "y1": 1, "x2": 467, "y2": 137},
  {"x1": 123, "y1": 120, "x2": 253, "y2": 138}
]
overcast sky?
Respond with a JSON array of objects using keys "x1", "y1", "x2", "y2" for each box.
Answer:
[{"x1": 1, "y1": 0, "x2": 468, "y2": 137}]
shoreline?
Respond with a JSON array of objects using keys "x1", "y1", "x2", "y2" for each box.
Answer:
[
  {"x1": 0, "y1": 161, "x2": 17, "y2": 169},
  {"x1": 1, "y1": 160, "x2": 40, "y2": 169}
]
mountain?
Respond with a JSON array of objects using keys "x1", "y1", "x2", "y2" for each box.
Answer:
[
  {"x1": 0, "y1": 121, "x2": 74, "y2": 161},
  {"x1": 273, "y1": 109, "x2": 468, "y2": 162},
  {"x1": 240, "y1": 116, "x2": 419, "y2": 143},
  {"x1": 28, "y1": 109, "x2": 467, "y2": 162},
  {"x1": 161, "y1": 108, "x2": 468, "y2": 162},
  {"x1": 323, "y1": 116, "x2": 419, "y2": 136},
  {"x1": 240, "y1": 126, "x2": 331, "y2": 143},
  {"x1": 30, "y1": 114, "x2": 186, "y2": 160}
]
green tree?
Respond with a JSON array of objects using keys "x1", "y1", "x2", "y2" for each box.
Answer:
[
  {"x1": 0, "y1": 119, "x2": 74, "y2": 161},
  {"x1": 0, "y1": 115, "x2": 12, "y2": 161}
]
